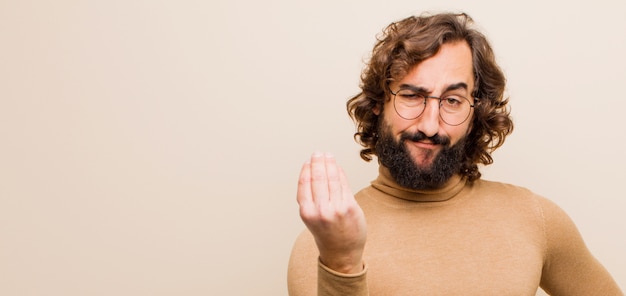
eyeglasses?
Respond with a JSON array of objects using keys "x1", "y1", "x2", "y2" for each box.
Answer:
[{"x1": 390, "y1": 88, "x2": 476, "y2": 126}]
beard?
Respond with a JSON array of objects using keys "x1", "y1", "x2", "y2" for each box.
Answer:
[{"x1": 375, "y1": 124, "x2": 466, "y2": 190}]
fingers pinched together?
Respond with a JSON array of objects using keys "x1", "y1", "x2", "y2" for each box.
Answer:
[{"x1": 297, "y1": 152, "x2": 367, "y2": 274}]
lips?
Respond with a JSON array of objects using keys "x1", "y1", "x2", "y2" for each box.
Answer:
[
  {"x1": 409, "y1": 140, "x2": 438, "y2": 150},
  {"x1": 400, "y1": 131, "x2": 450, "y2": 146}
]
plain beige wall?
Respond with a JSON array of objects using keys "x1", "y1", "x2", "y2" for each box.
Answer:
[{"x1": 1, "y1": 0, "x2": 624, "y2": 295}]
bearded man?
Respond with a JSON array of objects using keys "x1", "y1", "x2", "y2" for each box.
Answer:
[{"x1": 287, "y1": 12, "x2": 622, "y2": 295}]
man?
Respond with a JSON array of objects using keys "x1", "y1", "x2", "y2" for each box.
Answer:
[{"x1": 287, "y1": 12, "x2": 623, "y2": 295}]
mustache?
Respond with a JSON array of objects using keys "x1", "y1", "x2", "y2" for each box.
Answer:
[{"x1": 400, "y1": 131, "x2": 450, "y2": 146}]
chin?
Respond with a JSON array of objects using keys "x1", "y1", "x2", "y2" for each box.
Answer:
[{"x1": 407, "y1": 149, "x2": 438, "y2": 169}]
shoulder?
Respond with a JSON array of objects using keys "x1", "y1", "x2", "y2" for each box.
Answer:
[
  {"x1": 471, "y1": 179, "x2": 554, "y2": 210},
  {"x1": 475, "y1": 179, "x2": 588, "y2": 250},
  {"x1": 468, "y1": 179, "x2": 547, "y2": 210},
  {"x1": 289, "y1": 229, "x2": 317, "y2": 264},
  {"x1": 470, "y1": 180, "x2": 565, "y2": 238},
  {"x1": 288, "y1": 229, "x2": 318, "y2": 295},
  {"x1": 472, "y1": 178, "x2": 535, "y2": 196},
  {"x1": 474, "y1": 179, "x2": 570, "y2": 221}
]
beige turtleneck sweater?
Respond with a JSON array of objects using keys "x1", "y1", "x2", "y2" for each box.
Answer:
[{"x1": 287, "y1": 166, "x2": 623, "y2": 295}]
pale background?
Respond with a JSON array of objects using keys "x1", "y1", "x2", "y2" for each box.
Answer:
[{"x1": 1, "y1": 0, "x2": 624, "y2": 295}]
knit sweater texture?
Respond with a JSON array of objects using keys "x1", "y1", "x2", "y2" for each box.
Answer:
[{"x1": 287, "y1": 166, "x2": 623, "y2": 295}]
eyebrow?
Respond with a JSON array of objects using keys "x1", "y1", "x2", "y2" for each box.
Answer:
[{"x1": 398, "y1": 82, "x2": 469, "y2": 94}]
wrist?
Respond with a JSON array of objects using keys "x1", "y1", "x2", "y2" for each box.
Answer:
[{"x1": 319, "y1": 252, "x2": 364, "y2": 274}]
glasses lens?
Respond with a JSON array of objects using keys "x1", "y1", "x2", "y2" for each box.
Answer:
[
  {"x1": 439, "y1": 95, "x2": 472, "y2": 126},
  {"x1": 394, "y1": 89, "x2": 426, "y2": 120}
]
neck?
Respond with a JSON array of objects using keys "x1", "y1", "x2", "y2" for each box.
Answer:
[{"x1": 371, "y1": 165, "x2": 466, "y2": 202}]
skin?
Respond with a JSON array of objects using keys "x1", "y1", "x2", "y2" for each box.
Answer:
[
  {"x1": 378, "y1": 40, "x2": 476, "y2": 168},
  {"x1": 297, "y1": 152, "x2": 367, "y2": 274},
  {"x1": 297, "y1": 41, "x2": 476, "y2": 274}
]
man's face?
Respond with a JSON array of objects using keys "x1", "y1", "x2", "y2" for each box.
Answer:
[{"x1": 375, "y1": 41, "x2": 475, "y2": 189}]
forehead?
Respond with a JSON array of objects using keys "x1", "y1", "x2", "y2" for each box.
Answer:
[{"x1": 392, "y1": 41, "x2": 474, "y2": 93}]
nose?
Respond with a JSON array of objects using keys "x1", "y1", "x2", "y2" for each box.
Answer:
[{"x1": 414, "y1": 97, "x2": 440, "y2": 137}]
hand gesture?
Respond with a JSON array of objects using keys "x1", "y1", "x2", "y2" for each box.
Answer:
[{"x1": 297, "y1": 152, "x2": 367, "y2": 274}]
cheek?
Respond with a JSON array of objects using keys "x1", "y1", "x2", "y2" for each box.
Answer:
[
  {"x1": 444, "y1": 124, "x2": 471, "y2": 145},
  {"x1": 382, "y1": 109, "x2": 412, "y2": 134}
]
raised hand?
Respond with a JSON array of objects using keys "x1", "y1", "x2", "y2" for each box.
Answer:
[{"x1": 297, "y1": 152, "x2": 367, "y2": 274}]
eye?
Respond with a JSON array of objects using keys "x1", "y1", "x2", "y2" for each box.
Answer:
[
  {"x1": 442, "y1": 95, "x2": 463, "y2": 107},
  {"x1": 397, "y1": 90, "x2": 425, "y2": 101}
]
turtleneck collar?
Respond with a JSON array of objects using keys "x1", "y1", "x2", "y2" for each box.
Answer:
[{"x1": 370, "y1": 165, "x2": 467, "y2": 203}]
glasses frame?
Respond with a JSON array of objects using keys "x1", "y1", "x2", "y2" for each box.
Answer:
[{"x1": 390, "y1": 89, "x2": 476, "y2": 126}]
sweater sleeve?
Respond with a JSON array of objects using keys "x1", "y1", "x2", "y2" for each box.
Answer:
[
  {"x1": 318, "y1": 259, "x2": 368, "y2": 296},
  {"x1": 537, "y1": 197, "x2": 623, "y2": 295},
  {"x1": 288, "y1": 230, "x2": 369, "y2": 296}
]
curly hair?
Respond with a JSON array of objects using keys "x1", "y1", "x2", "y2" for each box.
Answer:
[{"x1": 347, "y1": 12, "x2": 514, "y2": 182}]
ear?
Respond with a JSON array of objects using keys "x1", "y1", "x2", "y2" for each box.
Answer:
[
  {"x1": 372, "y1": 103, "x2": 381, "y2": 116},
  {"x1": 465, "y1": 99, "x2": 479, "y2": 135}
]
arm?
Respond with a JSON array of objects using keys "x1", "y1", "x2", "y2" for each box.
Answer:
[
  {"x1": 291, "y1": 152, "x2": 368, "y2": 295},
  {"x1": 538, "y1": 197, "x2": 623, "y2": 295}
]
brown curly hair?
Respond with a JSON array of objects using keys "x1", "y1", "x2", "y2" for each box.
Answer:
[{"x1": 347, "y1": 12, "x2": 514, "y2": 182}]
